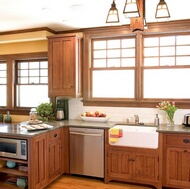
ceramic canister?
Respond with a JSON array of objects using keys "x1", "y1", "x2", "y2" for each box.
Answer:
[{"x1": 16, "y1": 177, "x2": 28, "y2": 188}]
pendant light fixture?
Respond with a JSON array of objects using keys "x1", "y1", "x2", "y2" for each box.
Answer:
[
  {"x1": 123, "y1": 0, "x2": 140, "y2": 18},
  {"x1": 155, "y1": 0, "x2": 170, "y2": 18},
  {"x1": 106, "y1": 0, "x2": 119, "y2": 23}
]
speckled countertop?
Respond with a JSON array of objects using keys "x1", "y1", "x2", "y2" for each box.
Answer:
[{"x1": 0, "y1": 119, "x2": 190, "y2": 138}]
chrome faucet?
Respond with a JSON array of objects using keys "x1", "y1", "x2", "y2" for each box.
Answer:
[{"x1": 134, "y1": 115, "x2": 139, "y2": 124}]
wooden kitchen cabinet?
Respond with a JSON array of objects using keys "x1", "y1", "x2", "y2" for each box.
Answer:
[
  {"x1": 47, "y1": 128, "x2": 64, "y2": 183},
  {"x1": 29, "y1": 133, "x2": 48, "y2": 189},
  {"x1": 107, "y1": 147, "x2": 159, "y2": 187},
  {"x1": 48, "y1": 34, "x2": 83, "y2": 97},
  {"x1": 163, "y1": 133, "x2": 190, "y2": 189},
  {"x1": 105, "y1": 130, "x2": 160, "y2": 189}
]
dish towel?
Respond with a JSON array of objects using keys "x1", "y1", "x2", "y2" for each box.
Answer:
[{"x1": 109, "y1": 128, "x2": 123, "y2": 143}]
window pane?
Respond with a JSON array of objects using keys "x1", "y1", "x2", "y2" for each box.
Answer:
[
  {"x1": 29, "y1": 62, "x2": 39, "y2": 69},
  {"x1": 92, "y1": 70, "x2": 134, "y2": 98},
  {"x1": 144, "y1": 47, "x2": 159, "y2": 56},
  {"x1": 0, "y1": 85, "x2": 6, "y2": 106},
  {"x1": 40, "y1": 69, "x2": 48, "y2": 76},
  {"x1": 122, "y1": 39, "x2": 135, "y2": 48},
  {"x1": 177, "y1": 35, "x2": 190, "y2": 45},
  {"x1": 29, "y1": 70, "x2": 39, "y2": 77},
  {"x1": 29, "y1": 77, "x2": 39, "y2": 83},
  {"x1": 94, "y1": 59, "x2": 106, "y2": 68},
  {"x1": 160, "y1": 47, "x2": 175, "y2": 56},
  {"x1": 160, "y1": 36, "x2": 175, "y2": 46},
  {"x1": 144, "y1": 37, "x2": 159, "y2": 46},
  {"x1": 94, "y1": 50, "x2": 106, "y2": 58},
  {"x1": 122, "y1": 58, "x2": 135, "y2": 67},
  {"x1": 107, "y1": 49, "x2": 120, "y2": 58},
  {"x1": 94, "y1": 41, "x2": 106, "y2": 49},
  {"x1": 16, "y1": 85, "x2": 49, "y2": 107},
  {"x1": 144, "y1": 57, "x2": 159, "y2": 66},
  {"x1": 160, "y1": 57, "x2": 175, "y2": 66},
  {"x1": 107, "y1": 40, "x2": 120, "y2": 48},
  {"x1": 122, "y1": 49, "x2": 135, "y2": 57},
  {"x1": 107, "y1": 59, "x2": 120, "y2": 67},
  {"x1": 177, "y1": 46, "x2": 190, "y2": 55},
  {"x1": 40, "y1": 61, "x2": 48, "y2": 68},
  {"x1": 144, "y1": 69, "x2": 190, "y2": 98},
  {"x1": 176, "y1": 57, "x2": 190, "y2": 65}
]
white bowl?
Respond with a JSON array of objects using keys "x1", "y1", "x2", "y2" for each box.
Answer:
[{"x1": 80, "y1": 115, "x2": 110, "y2": 122}]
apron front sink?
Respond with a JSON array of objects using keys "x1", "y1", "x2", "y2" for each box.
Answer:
[{"x1": 109, "y1": 125, "x2": 158, "y2": 149}]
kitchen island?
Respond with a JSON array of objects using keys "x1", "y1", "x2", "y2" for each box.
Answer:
[{"x1": 0, "y1": 120, "x2": 190, "y2": 189}]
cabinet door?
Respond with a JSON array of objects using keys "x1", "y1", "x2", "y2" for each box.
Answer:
[
  {"x1": 49, "y1": 139, "x2": 62, "y2": 181},
  {"x1": 48, "y1": 35, "x2": 82, "y2": 97},
  {"x1": 166, "y1": 147, "x2": 190, "y2": 188},
  {"x1": 133, "y1": 152, "x2": 159, "y2": 183},
  {"x1": 107, "y1": 150, "x2": 132, "y2": 180},
  {"x1": 30, "y1": 134, "x2": 48, "y2": 189}
]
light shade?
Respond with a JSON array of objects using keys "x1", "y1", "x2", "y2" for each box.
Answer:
[
  {"x1": 106, "y1": 0, "x2": 119, "y2": 23},
  {"x1": 123, "y1": 0, "x2": 140, "y2": 18},
  {"x1": 155, "y1": 0, "x2": 170, "y2": 18}
]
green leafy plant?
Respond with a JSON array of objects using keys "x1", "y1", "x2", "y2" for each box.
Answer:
[
  {"x1": 156, "y1": 101, "x2": 177, "y2": 124},
  {"x1": 36, "y1": 102, "x2": 53, "y2": 121}
]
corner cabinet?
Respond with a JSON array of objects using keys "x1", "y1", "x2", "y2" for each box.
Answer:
[
  {"x1": 48, "y1": 34, "x2": 83, "y2": 98},
  {"x1": 162, "y1": 133, "x2": 190, "y2": 189}
]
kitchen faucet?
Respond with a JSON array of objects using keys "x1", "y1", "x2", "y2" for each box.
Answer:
[{"x1": 134, "y1": 115, "x2": 139, "y2": 124}]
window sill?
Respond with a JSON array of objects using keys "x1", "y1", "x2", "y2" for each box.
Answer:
[
  {"x1": 82, "y1": 99, "x2": 190, "y2": 109},
  {"x1": 0, "y1": 108, "x2": 30, "y2": 115}
]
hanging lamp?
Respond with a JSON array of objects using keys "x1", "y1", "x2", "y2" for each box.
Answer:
[
  {"x1": 123, "y1": 0, "x2": 140, "y2": 18},
  {"x1": 106, "y1": 0, "x2": 119, "y2": 23},
  {"x1": 155, "y1": 0, "x2": 170, "y2": 18}
]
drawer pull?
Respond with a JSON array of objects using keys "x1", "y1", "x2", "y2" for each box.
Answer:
[
  {"x1": 54, "y1": 133, "x2": 58, "y2": 138},
  {"x1": 183, "y1": 139, "x2": 190, "y2": 144}
]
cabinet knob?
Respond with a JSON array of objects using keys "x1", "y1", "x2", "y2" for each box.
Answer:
[{"x1": 54, "y1": 133, "x2": 57, "y2": 138}]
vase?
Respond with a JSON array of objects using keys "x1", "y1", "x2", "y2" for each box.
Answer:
[{"x1": 166, "y1": 112, "x2": 175, "y2": 126}]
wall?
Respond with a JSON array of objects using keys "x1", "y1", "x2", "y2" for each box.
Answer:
[
  {"x1": 0, "y1": 40, "x2": 47, "y2": 55},
  {"x1": 69, "y1": 98, "x2": 190, "y2": 125}
]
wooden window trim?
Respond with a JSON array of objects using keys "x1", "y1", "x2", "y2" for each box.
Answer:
[
  {"x1": 0, "y1": 52, "x2": 49, "y2": 115},
  {"x1": 82, "y1": 20, "x2": 190, "y2": 109}
]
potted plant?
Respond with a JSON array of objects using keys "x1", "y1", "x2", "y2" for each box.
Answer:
[{"x1": 36, "y1": 102, "x2": 54, "y2": 121}]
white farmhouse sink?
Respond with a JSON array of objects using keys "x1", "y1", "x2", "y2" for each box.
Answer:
[{"x1": 109, "y1": 125, "x2": 158, "y2": 149}]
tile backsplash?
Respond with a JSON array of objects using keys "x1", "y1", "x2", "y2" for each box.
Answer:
[{"x1": 69, "y1": 98, "x2": 190, "y2": 125}]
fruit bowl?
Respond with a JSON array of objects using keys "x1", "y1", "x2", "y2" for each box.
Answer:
[{"x1": 80, "y1": 115, "x2": 110, "y2": 123}]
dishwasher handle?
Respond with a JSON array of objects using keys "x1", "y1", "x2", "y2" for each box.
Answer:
[{"x1": 70, "y1": 131, "x2": 103, "y2": 137}]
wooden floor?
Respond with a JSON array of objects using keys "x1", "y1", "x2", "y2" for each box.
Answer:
[{"x1": 46, "y1": 175, "x2": 154, "y2": 189}]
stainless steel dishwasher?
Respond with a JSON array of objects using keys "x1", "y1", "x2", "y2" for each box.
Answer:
[{"x1": 69, "y1": 127, "x2": 104, "y2": 178}]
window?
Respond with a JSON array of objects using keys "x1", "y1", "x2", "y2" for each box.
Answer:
[
  {"x1": 143, "y1": 34, "x2": 190, "y2": 99},
  {"x1": 0, "y1": 62, "x2": 7, "y2": 107},
  {"x1": 92, "y1": 37, "x2": 136, "y2": 98},
  {"x1": 16, "y1": 59, "x2": 49, "y2": 107},
  {"x1": 83, "y1": 22, "x2": 190, "y2": 108}
]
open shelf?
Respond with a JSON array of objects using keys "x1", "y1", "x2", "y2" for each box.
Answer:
[{"x1": 0, "y1": 167, "x2": 28, "y2": 177}]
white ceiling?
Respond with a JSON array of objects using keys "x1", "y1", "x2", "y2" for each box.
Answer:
[{"x1": 0, "y1": 0, "x2": 190, "y2": 33}]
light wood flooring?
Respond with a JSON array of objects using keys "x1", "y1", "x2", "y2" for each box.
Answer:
[{"x1": 46, "y1": 175, "x2": 154, "y2": 189}]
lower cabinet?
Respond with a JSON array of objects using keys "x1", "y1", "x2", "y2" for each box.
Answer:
[
  {"x1": 107, "y1": 148, "x2": 159, "y2": 188},
  {"x1": 105, "y1": 129, "x2": 160, "y2": 189},
  {"x1": 163, "y1": 133, "x2": 190, "y2": 189},
  {"x1": 47, "y1": 128, "x2": 64, "y2": 183}
]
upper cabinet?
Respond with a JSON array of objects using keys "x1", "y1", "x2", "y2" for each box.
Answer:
[{"x1": 48, "y1": 34, "x2": 83, "y2": 97}]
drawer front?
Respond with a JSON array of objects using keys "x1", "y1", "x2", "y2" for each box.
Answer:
[
  {"x1": 166, "y1": 134, "x2": 190, "y2": 147},
  {"x1": 49, "y1": 129, "x2": 61, "y2": 142}
]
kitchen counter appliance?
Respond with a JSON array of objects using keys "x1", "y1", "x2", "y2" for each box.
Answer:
[
  {"x1": 69, "y1": 127, "x2": 104, "y2": 178},
  {"x1": 0, "y1": 138, "x2": 27, "y2": 160},
  {"x1": 183, "y1": 113, "x2": 190, "y2": 127}
]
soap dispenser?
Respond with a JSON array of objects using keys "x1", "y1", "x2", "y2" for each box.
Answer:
[{"x1": 154, "y1": 114, "x2": 159, "y2": 126}]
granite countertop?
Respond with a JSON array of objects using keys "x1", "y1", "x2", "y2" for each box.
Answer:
[
  {"x1": 0, "y1": 119, "x2": 190, "y2": 138},
  {"x1": 0, "y1": 119, "x2": 116, "y2": 138}
]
